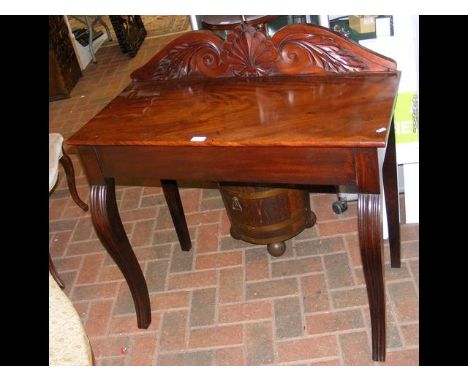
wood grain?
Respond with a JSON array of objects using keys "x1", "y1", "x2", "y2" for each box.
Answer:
[
  {"x1": 91, "y1": 146, "x2": 357, "y2": 187},
  {"x1": 67, "y1": 74, "x2": 399, "y2": 148}
]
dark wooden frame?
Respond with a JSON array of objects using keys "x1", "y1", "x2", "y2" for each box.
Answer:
[
  {"x1": 109, "y1": 16, "x2": 147, "y2": 58},
  {"x1": 49, "y1": 15, "x2": 82, "y2": 101},
  {"x1": 68, "y1": 23, "x2": 401, "y2": 362}
]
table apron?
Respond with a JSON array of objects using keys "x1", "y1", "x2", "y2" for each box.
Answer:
[{"x1": 83, "y1": 145, "x2": 370, "y2": 187}]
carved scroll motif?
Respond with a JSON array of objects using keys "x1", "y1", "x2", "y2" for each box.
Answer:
[
  {"x1": 274, "y1": 34, "x2": 369, "y2": 74},
  {"x1": 131, "y1": 23, "x2": 396, "y2": 81},
  {"x1": 147, "y1": 41, "x2": 227, "y2": 80},
  {"x1": 130, "y1": 31, "x2": 226, "y2": 81}
]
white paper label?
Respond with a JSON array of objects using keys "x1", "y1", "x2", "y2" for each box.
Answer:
[{"x1": 190, "y1": 136, "x2": 207, "y2": 142}]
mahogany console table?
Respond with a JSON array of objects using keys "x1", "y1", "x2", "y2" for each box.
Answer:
[{"x1": 68, "y1": 23, "x2": 401, "y2": 362}]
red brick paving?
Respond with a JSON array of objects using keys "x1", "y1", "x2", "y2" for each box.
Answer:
[{"x1": 49, "y1": 34, "x2": 419, "y2": 366}]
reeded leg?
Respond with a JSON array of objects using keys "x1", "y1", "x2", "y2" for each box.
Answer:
[
  {"x1": 90, "y1": 178, "x2": 151, "y2": 328},
  {"x1": 161, "y1": 180, "x2": 192, "y2": 251},
  {"x1": 60, "y1": 150, "x2": 89, "y2": 212},
  {"x1": 358, "y1": 193, "x2": 386, "y2": 362},
  {"x1": 383, "y1": 119, "x2": 401, "y2": 268},
  {"x1": 49, "y1": 252, "x2": 65, "y2": 289}
]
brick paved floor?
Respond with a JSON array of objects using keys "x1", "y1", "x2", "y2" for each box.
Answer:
[{"x1": 49, "y1": 33, "x2": 419, "y2": 366}]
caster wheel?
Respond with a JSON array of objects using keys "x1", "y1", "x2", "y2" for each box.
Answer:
[
  {"x1": 332, "y1": 200, "x2": 348, "y2": 214},
  {"x1": 267, "y1": 242, "x2": 286, "y2": 257}
]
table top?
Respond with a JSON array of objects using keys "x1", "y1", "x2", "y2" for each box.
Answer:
[
  {"x1": 68, "y1": 72, "x2": 399, "y2": 149},
  {"x1": 68, "y1": 23, "x2": 399, "y2": 150}
]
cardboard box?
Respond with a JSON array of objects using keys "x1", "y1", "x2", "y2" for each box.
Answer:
[{"x1": 349, "y1": 15, "x2": 376, "y2": 34}]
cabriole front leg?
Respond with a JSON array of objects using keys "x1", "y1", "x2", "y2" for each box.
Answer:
[
  {"x1": 358, "y1": 193, "x2": 386, "y2": 362},
  {"x1": 90, "y1": 178, "x2": 151, "y2": 328}
]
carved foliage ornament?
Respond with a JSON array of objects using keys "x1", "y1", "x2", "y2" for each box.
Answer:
[
  {"x1": 274, "y1": 33, "x2": 368, "y2": 74},
  {"x1": 131, "y1": 23, "x2": 396, "y2": 81}
]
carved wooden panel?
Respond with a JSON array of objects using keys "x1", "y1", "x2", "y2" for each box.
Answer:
[
  {"x1": 49, "y1": 15, "x2": 82, "y2": 101},
  {"x1": 110, "y1": 16, "x2": 147, "y2": 58},
  {"x1": 131, "y1": 23, "x2": 396, "y2": 82}
]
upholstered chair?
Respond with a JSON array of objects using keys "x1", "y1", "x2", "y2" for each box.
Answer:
[{"x1": 49, "y1": 272, "x2": 94, "y2": 365}]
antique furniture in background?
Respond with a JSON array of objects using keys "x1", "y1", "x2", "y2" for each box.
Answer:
[
  {"x1": 201, "y1": 15, "x2": 278, "y2": 35},
  {"x1": 68, "y1": 23, "x2": 401, "y2": 362},
  {"x1": 49, "y1": 133, "x2": 89, "y2": 288},
  {"x1": 49, "y1": 16, "x2": 82, "y2": 101},
  {"x1": 198, "y1": 15, "x2": 313, "y2": 37},
  {"x1": 109, "y1": 16, "x2": 147, "y2": 58},
  {"x1": 68, "y1": 16, "x2": 113, "y2": 64}
]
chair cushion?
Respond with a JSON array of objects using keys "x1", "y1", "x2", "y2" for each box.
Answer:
[
  {"x1": 49, "y1": 133, "x2": 64, "y2": 192},
  {"x1": 49, "y1": 273, "x2": 93, "y2": 365}
]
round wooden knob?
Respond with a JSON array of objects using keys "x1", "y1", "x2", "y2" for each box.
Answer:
[{"x1": 267, "y1": 241, "x2": 286, "y2": 257}]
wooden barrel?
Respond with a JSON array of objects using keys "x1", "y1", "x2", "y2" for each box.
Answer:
[{"x1": 219, "y1": 183, "x2": 316, "y2": 256}]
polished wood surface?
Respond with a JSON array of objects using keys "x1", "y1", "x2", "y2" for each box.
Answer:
[
  {"x1": 59, "y1": 150, "x2": 89, "y2": 212},
  {"x1": 67, "y1": 74, "x2": 399, "y2": 148},
  {"x1": 358, "y1": 193, "x2": 386, "y2": 361},
  {"x1": 69, "y1": 23, "x2": 398, "y2": 148},
  {"x1": 81, "y1": 146, "x2": 358, "y2": 186},
  {"x1": 67, "y1": 23, "x2": 401, "y2": 362},
  {"x1": 90, "y1": 177, "x2": 151, "y2": 329}
]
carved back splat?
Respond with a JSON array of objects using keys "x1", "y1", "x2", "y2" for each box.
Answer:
[{"x1": 131, "y1": 23, "x2": 396, "y2": 82}]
